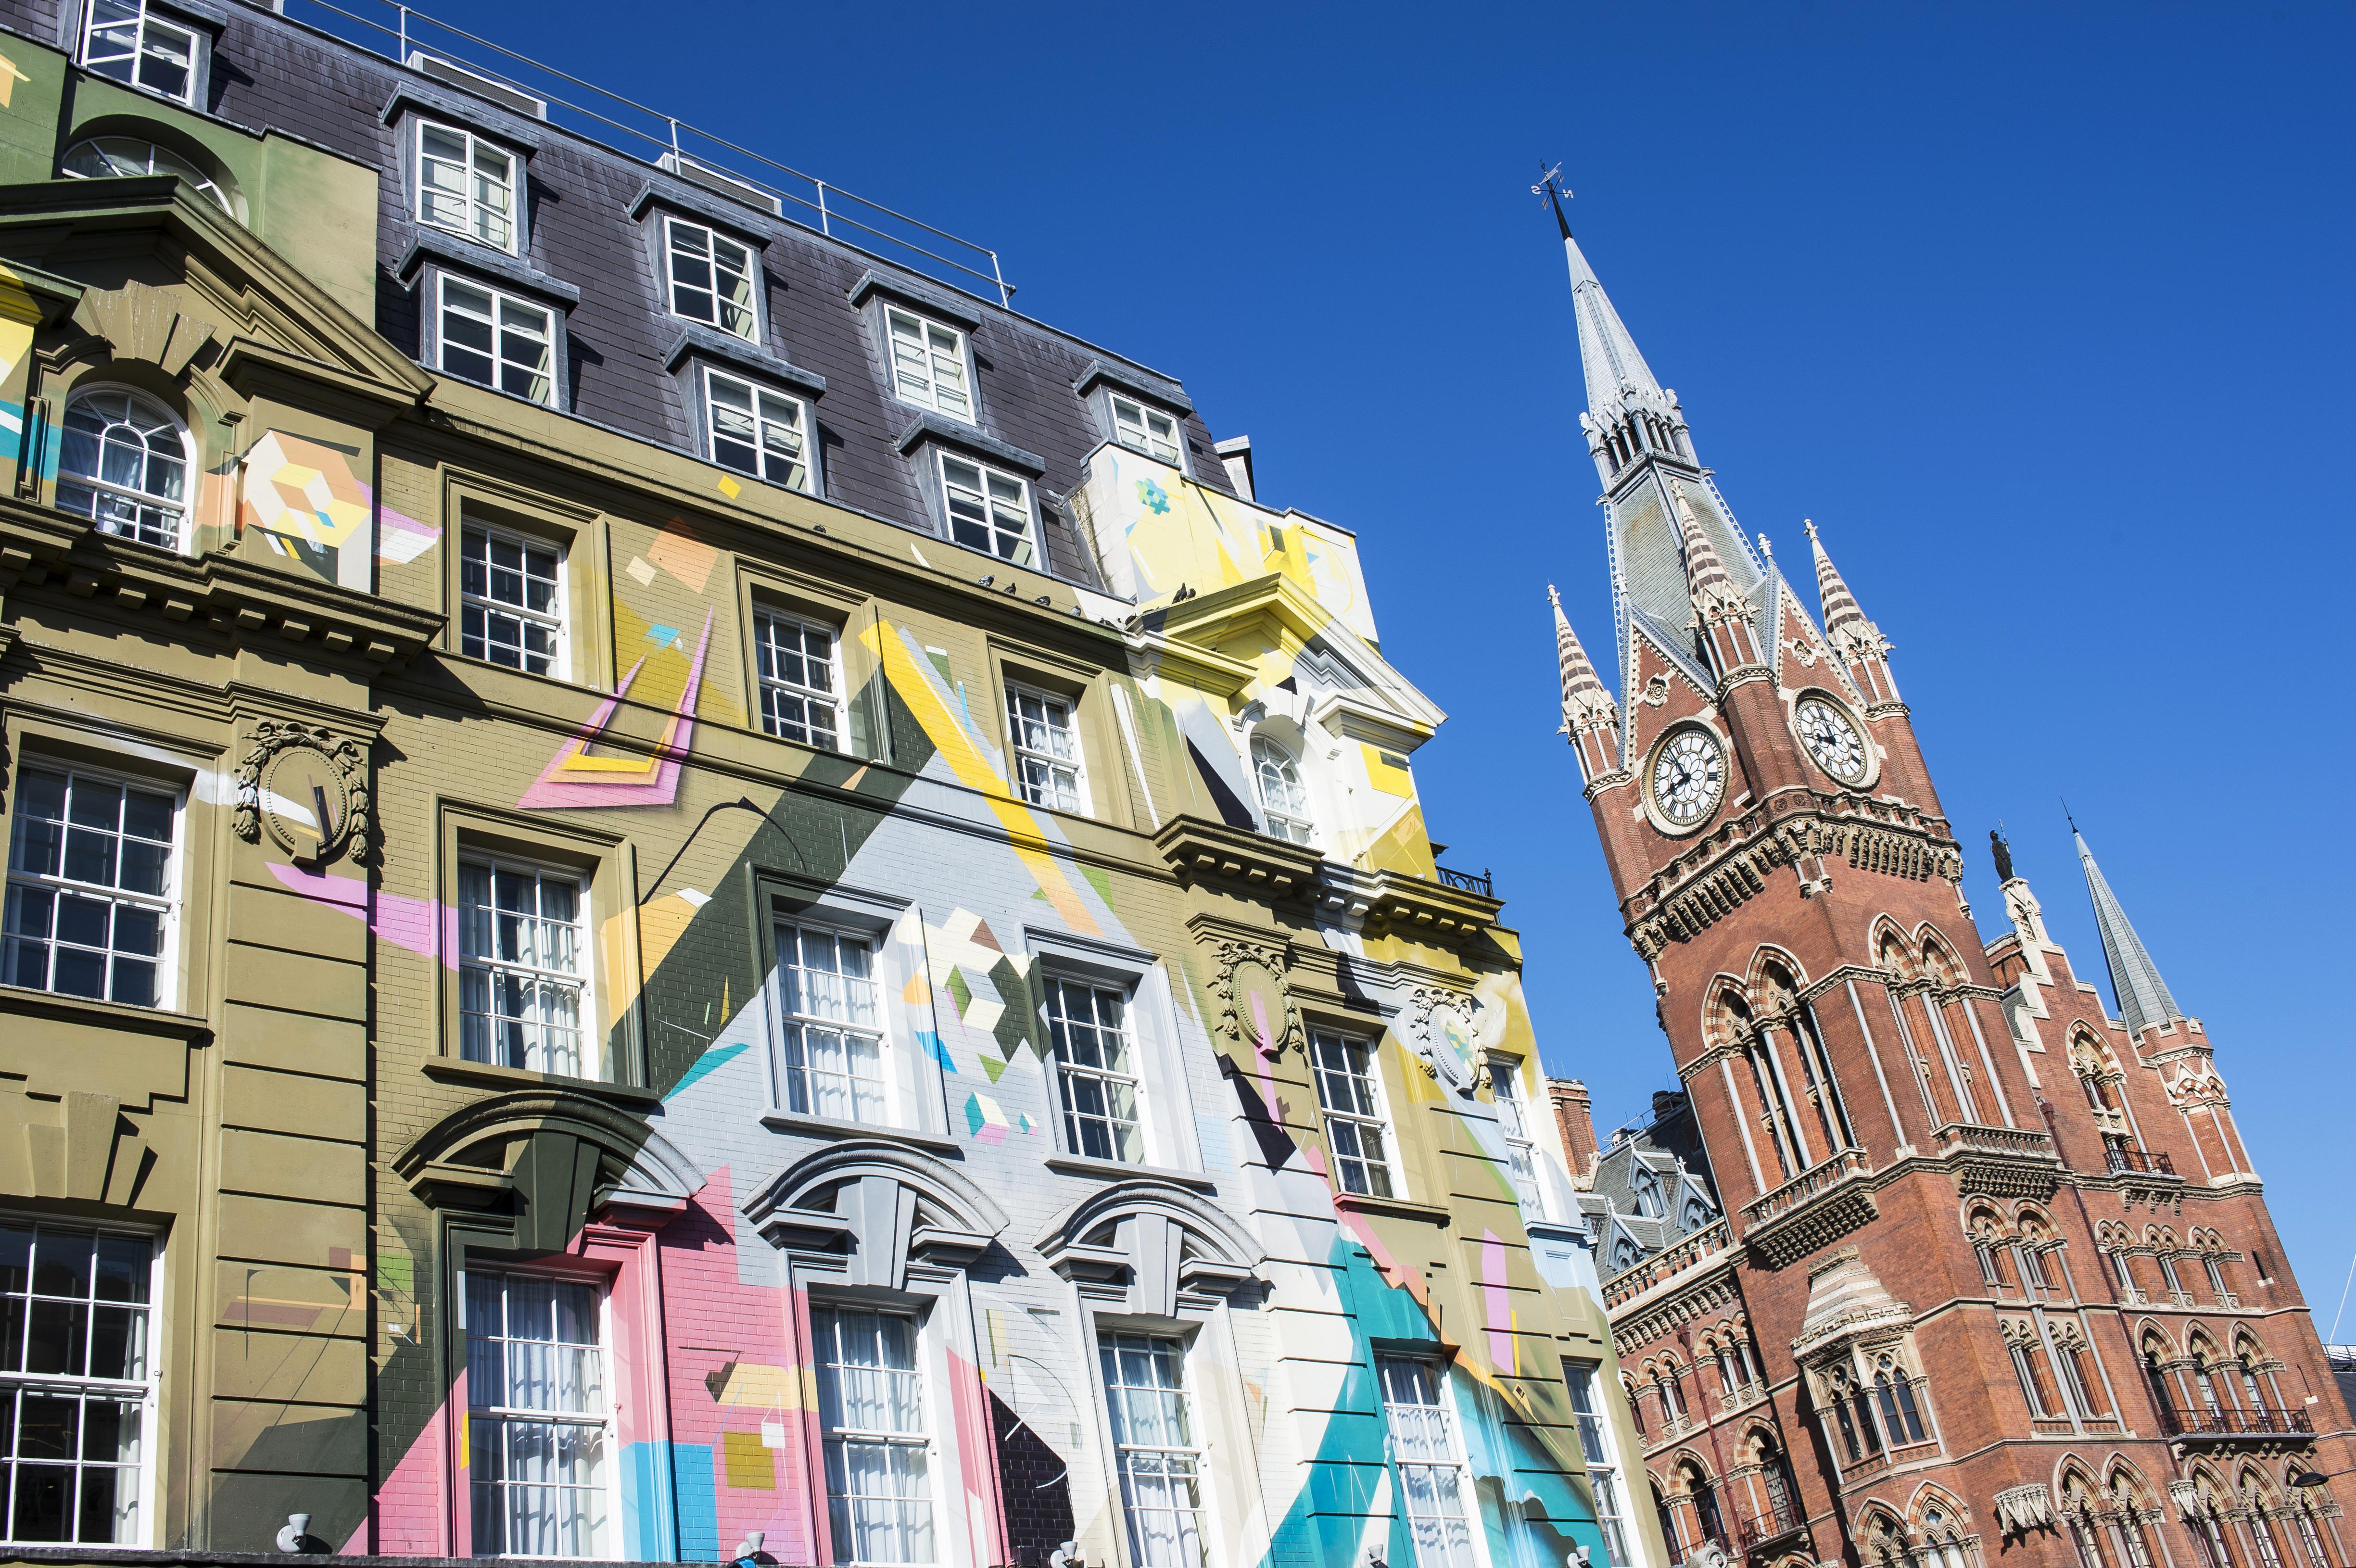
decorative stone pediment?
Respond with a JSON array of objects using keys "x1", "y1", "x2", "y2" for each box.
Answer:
[
  {"x1": 393, "y1": 1091, "x2": 704, "y2": 1251},
  {"x1": 1035, "y1": 1179, "x2": 1264, "y2": 1316},
  {"x1": 742, "y1": 1140, "x2": 1008, "y2": 1291},
  {"x1": 70, "y1": 278, "x2": 216, "y2": 378}
]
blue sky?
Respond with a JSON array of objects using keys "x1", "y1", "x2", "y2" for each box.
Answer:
[{"x1": 407, "y1": 1, "x2": 2354, "y2": 1302}]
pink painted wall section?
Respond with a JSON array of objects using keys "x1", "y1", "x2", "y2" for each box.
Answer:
[
  {"x1": 656, "y1": 1167, "x2": 817, "y2": 1564},
  {"x1": 946, "y1": 1347, "x2": 1011, "y2": 1568}
]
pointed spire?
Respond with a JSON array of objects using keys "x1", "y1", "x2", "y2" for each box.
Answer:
[
  {"x1": 2074, "y1": 828, "x2": 2185, "y2": 1037},
  {"x1": 1550, "y1": 584, "x2": 1622, "y2": 786},
  {"x1": 1805, "y1": 519, "x2": 1899, "y2": 706},
  {"x1": 1553, "y1": 200, "x2": 1690, "y2": 486}
]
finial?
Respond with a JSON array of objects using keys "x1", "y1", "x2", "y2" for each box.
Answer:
[
  {"x1": 1547, "y1": 582, "x2": 1562, "y2": 609},
  {"x1": 1803, "y1": 517, "x2": 1819, "y2": 541},
  {"x1": 1532, "y1": 161, "x2": 1573, "y2": 240},
  {"x1": 2061, "y1": 796, "x2": 2078, "y2": 833},
  {"x1": 1757, "y1": 533, "x2": 1773, "y2": 562}
]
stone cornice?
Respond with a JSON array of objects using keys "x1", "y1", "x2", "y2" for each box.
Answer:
[
  {"x1": 0, "y1": 502, "x2": 443, "y2": 671},
  {"x1": 1624, "y1": 792, "x2": 1963, "y2": 959}
]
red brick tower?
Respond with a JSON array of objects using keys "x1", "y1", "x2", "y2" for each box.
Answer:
[{"x1": 1543, "y1": 178, "x2": 2354, "y2": 1568}]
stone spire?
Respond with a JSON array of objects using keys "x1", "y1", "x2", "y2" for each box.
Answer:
[
  {"x1": 1557, "y1": 203, "x2": 1692, "y2": 488},
  {"x1": 1805, "y1": 519, "x2": 1898, "y2": 705},
  {"x1": 2074, "y1": 828, "x2": 2185, "y2": 1037},
  {"x1": 1550, "y1": 584, "x2": 1621, "y2": 785},
  {"x1": 1677, "y1": 492, "x2": 1761, "y2": 677}
]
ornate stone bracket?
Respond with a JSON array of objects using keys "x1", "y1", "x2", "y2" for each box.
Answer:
[
  {"x1": 1994, "y1": 1483, "x2": 2054, "y2": 1537},
  {"x1": 234, "y1": 719, "x2": 373, "y2": 864},
  {"x1": 1211, "y1": 939, "x2": 1300, "y2": 1062},
  {"x1": 1406, "y1": 985, "x2": 1485, "y2": 1093}
]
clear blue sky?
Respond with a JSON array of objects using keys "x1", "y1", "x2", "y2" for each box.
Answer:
[{"x1": 413, "y1": 1, "x2": 2355, "y2": 1306}]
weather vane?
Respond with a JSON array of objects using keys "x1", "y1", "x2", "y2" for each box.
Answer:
[{"x1": 1531, "y1": 161, "x2": 1568, "y2": 202}]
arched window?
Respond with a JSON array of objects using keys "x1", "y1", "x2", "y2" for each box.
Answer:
[
  {"x1": 1249, "y1": 733, "x2": 1314, "y2": 846},
  {"x1": 1682, "y1": 1195, "x2": 1713, "y2": 1231},
  {"x1": 1874, "y1": 1353, "x2": 1927, "y2": 1443},
  {"x1": 1918, "y1": 1502, "x2": 1972, "y2": 1568},
  {"x1": 62, "y1": 135, "x2": 233, "y2": 215},
  {"x1": 1610, "y1": 1235, "x2": 1641, "y2": 1274},
  {"x1": 2109, "y1": 1471, "x2": 2161, "y2": 1568},
  {"x1": 1623, "y1": 1375, "x2": 1647, "y2": 1436},
  {"x1": 2062, "y1": 1471, "x2": 2113, "y2": 1568},
  {"x1": 1631, "y1": 1166, "x2": 1665, "y2": 1218},
  {"x1": 1654, "y1": 1362, "x2": 1687, "y2": 1421},
  {"x1": 1675, "y1": 1458, "x2": 1722, "y2": 1548},
  {"x1": 58, "y1": 387, "x2": 191, "y2": 550}
]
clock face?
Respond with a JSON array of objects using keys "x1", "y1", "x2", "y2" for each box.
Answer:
[
  {"x1": 1795, "y1": 695, "x2": 1868, "y2": 784},
  {"x1": 1650, "y1": 729, "x2": 1725, "y2": 827}
]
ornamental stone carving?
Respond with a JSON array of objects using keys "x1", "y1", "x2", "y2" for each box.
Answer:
[
  {"x1": 234, "y1": 719, "x2": 373, "y2": 864},
  {"x1": 1407, "y1": 985, "x2": 1485, "y2": 1092},
  {"x1": 1993, "y1": 1483, "x2": 2054, "y2": 1536},
  {"x1": 1212, "y1": 939, "x2": 1300, "y2": 1061}
]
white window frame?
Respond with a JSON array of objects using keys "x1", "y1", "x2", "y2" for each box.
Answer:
[
  {"x1": 55, "y1": 386, "x2": 194, "y2": 554},
  {"x1": 752, "y1": 609, "x2": 843, "y2": 750},
  {"x1": 939, "y1": 454, "x2": 1036, "y2": 565},
  {"x1": 3, "y1": 761, "x2": 183, "y2": 1012},
  {"x1": 1044, "y1": 972, "x2": 1146, "y2": 1165},
  {"x1": 703, "y1": 367, "x2": 812, "y2": 494},
  {"x1": 0, "y1": 1217, "x2": 163, "y2": 1548},
  {"x1": 1565, "y1": 1360, "x2": 1634, "y2": 1567},
  {"x1": 1110, "y1": 393, "x2": 1183, "y2": 467},
  {"x1": 1487, "y1": 1058, "x2": 1545, "y2": 1215},
  {"x1": 417, "y1": 119, "x2": 520, "y2": 254},
  {"x1": 663, "y1": 217, "x2": 758, "y2": 340},
  {"x1": 436, "y1": 275, "x2": 557, "y2": 407},
  {"x1": 1310, "y1": 1028, "x2": 1400, "y2": 1200},
  {"x1": 1005, "y1": 683, "x2": 1085, "y2": 813},
  {"x1": 1250, "y1": 733, "x2": 1315, "y2": 847},
  {"x1": 457, "y1": 855, "x2": 597, "y2": 1081},
  {"x1": 1100, "y1": 1331, "x2": 1210, "y2": 1568},
  {"x1": 811, "y1": 1303, "x2": 939, "y2": 1567},
  {"x1": 78, "y1": 0, "x2": 198, "y2": 106},
  {"x1": 461, "y1": 1267, "x2": 618, "y2": 1560},
  {"x1": 884, "y1": 306, "x2": 973, "y2": 420},
  {"x1": 772, "y1": 918, "x2": 889, "y2": 1127},
  {"x1": 1378, "y1": 1356, "x2": 1480, "y2": 1568},
  {"x1": 459, "y1": 521, "x2": 569, "y2": 679}
]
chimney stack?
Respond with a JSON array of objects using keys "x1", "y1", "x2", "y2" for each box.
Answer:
[{"x1": 1547, "y1": 1078, "x2": 1598, "y2": 1177}]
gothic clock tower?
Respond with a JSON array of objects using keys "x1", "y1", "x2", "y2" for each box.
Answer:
[{"x1": 1543, "y1": 181, "x2": 2352, "y2": 1568}]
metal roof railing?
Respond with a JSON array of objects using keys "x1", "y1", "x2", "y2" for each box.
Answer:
[{"x1": 279, "y1": 0, "x2": 1015, "y2": 307}]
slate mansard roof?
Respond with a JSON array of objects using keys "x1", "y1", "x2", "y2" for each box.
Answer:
[
  {"x1": 0, "y1": 0, "x2": 1238, "y2": 590},
  {"x1": 1577, "y1": 1091, "x2": 1723, "y2": 1279}
]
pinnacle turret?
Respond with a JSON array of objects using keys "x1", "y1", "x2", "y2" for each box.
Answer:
[
  {"x1": 1677, "y1": 493, "x2": 1762, "y2": 678},
  {"x1": 1550, "y1": 584, "x2": 1622, "y2": 786},
  {"x1": 1805, "y1": 519, "x2": 1898, "y2": 706},
  {"x1": 2074, "y1": 829, "x2": 2186, "y2": 1037}
]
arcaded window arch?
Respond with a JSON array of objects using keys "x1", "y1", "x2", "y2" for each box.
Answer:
[
  {"x1": 57, "y1": 386, "x2": 193, "y2": 552},
  {"x1": 1670, "y1": 1455, "x2": 1723, "y2": 1549},
  {"x1": 2061, "y1": 1467, "x2": 2112, "y2": 1568},
  {"x1": 1249, "y1": 732, "x2": 1315, "y2": 847},
  {"x1": 1630, "y1": 1166, "x2": 1665, "y2": 1219},
  {"x1": 1919, "y1": 936, "x2": 1963, "y2": 989},
  {"x1": 2106, "y1": 1465, "x2": 2163, "y2": 1568},
  {"x1": 1915, "y1": 1496, "x2": 1974, "y2": 1568},
  {"x1": 2240, "y1": 1468, "x2": 2291, "y2": 1568},
  {"x1": 1968, "y1": 1207, "x2": 2014, "y2": 1290},
  {"x1": 1875, "y1": 925, "x2": 1917, "y2": 979}
]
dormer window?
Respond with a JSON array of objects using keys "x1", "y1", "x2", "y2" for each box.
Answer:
[
  {"x1": 940, "y1": 455, "x2": 1032, "y2": 564},
  {"x1": 1631, "y1": 1166, "x2": 1664, "y2": 1218},
  {"x1": 418, "y1": 121, "x2": 518, "y2": 253},
  {"x1": 703, "y1": 368, "x2": 810, "y2": 493},
  {"x1": 1111, "y1": 394, "x2": 1181, "y2": 465},
  {"x1": 81, "y1": 0, "x2": 199, "y2": 105},
  {"x1": 665, "y1": 218, "x2": 757, "y2": 340},
  {"x1": 887, "y1": 308, "x2": 972, "y2": 420}
]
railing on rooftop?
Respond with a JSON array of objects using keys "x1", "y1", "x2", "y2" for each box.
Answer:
[
  {"x1": 1601, "y1": 1219, "x2": 1731, "y2": 1309},
  {"x1": 1434, "y1": 864, "x2": 1493, "y2": 898},
  {"x1": 279, "y1": 0, "x2": 1015, "y2": 306}
]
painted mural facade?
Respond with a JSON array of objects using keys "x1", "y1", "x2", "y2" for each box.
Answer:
[{"x1": 0, "y1": 8, "x2": 1661, "y2": 1567}]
